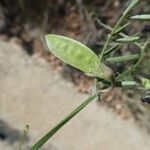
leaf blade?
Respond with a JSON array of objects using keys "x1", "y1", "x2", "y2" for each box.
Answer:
[
  {"x1": 130, "y1": 14, "x2": 150, "y2": 20},
  {"x1": 31, "y1": 92, "x2": 99, "y2": 150},
  {"x1": 113, "y1": 23, "x2": 130, "y2": 36},
  {"x1": 123, "y1": 0, "x2": 140, "y2": 16},
  {"x1": 106, "y1": 54, "x2": 139, "y2": 63},
  {"x1": 116, "y1": 36, "x2": 140, "y2": 42},
  {"x1": 104, "y1": 43, "x2": 120, "y2": 57},
  {"x1": 45, "y1": 34, "x2": 113, "y2": 81}
]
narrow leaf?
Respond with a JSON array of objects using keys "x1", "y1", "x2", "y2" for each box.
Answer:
[
  {"x1": 45, "y1": 34, "x2": 113, "y2": 81},
  {"x1": 31, "y1": 92, "x2": 99, "y2": 150},
  {"x1": 113, "y1": 23, "x2": 130, "y2": 36},
  {"x1": 104, "y1": 43, "x2": 120, "y2": 57},
  {"x1": 116, "y1": 36, "x2": 140, "y2": 42},
  {"x1": 123, "y1": 0, "x2": 140, "y2": 16},
  {"x1": 106, "y1": 54, "x2": 139, "y2": 63},
  {"x1": 121, "y1": 80, "x2": 138, "y2": 87},
  {"x1": 96, "y1": 19, "x2": 142, "y2": 48},
  {"x1": 130, "y1": 14, "x2": 150, "y2": 21}
]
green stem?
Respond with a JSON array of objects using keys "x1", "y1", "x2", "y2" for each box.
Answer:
[
  {"x1": 100, "y1": 16, "x2": 124, "y2": 59},
  {"x1": 19, "y1": 125, "x2": 29, "y2": 150},
  {"x1": 99, "y1": 0, "x2": 140, "y2": 60},
  {"x1": 104, "y1": 43, "x2": 120, "y2": 57},
  {"x1": 96, "y1": 19, "x2": 142, "y2": 49},
  {"x1": 116, "y1": 37, "x2": 150, "y2": 80},
  {"x1": 93, "y1": 78, "x2": 100, "y2": 101},
  {"x1": 31, "y1": 92, "x2": 99, "y2": 150}
]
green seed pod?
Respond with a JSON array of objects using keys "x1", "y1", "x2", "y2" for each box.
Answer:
[{"x1": 45, "y1": 34, "x2": 113, "y2": 81}]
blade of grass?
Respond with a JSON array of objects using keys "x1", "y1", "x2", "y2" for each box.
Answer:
[{"x1": 31, "y1": 92, "x2": 99, "y2": 150}]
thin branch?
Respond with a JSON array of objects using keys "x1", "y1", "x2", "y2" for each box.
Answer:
[
  {"x1": 99, "y1": 0, "x2": 140, "y2": 60},
  {"x1": 96, "y1": 19, "x2": 142, "y2": 49}
]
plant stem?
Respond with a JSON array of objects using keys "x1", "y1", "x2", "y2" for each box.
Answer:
[
  {"x1": 99, "y1": 0, "x2": 140, "y2": 60},
  {"x1": 96, "y1": 19, "x2": 142, "y2": 48},
  {"x1": 30, "y1": 92, "x2": 99, "y2": 150},
  {"x1": 104, "y1": 43, "x2": 120, "y2": 57},
  {"x1": 100, "y1": 16, "x2": 124, "y2": 60},
  {"x1": 93, "y1": 78, "x2": 100, "y2": 101},
  {"x1": 19, "y1": 125, "x2": 29, "y2": 150},
  {"x1": 116, "y1": 37, "x2": 150, "y2": 80}
]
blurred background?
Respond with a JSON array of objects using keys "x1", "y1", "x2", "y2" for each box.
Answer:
[{"x1": 0, "y1": 0, "x2": 150, "y2": 149}]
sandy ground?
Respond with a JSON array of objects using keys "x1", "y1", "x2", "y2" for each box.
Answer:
[{"x1": 0, "y1": 40, "x2": 150, "y2": 150}]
